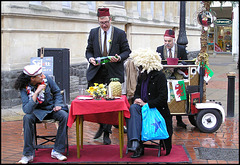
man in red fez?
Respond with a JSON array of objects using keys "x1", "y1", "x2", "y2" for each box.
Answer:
[
  {"x1": 85, "y1": 8, "x2": 131, "y2": 145},
  {"x1": 156, "y1": 29, "x2": 188, "y2": 129},
  {"x1": 157, "y1": 29, "x2": 188, "y2": 60}
]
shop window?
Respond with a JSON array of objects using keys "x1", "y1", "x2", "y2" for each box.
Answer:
[
  {"x1": 207, "y1": 27, "x2": 215, "y2": 53},
  {"x1": 215, "y1": 26, "x2": 232, "y2": 52}
]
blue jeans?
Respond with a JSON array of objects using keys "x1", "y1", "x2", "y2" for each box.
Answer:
[
  {"x1": 126, "y1": 104, "x2": 142, "y2": 148},
  {"x1": 22, "y1": 110, "x2": 68, "y2": 156}
]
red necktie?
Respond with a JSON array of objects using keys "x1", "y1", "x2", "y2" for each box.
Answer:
[
  {"x1": 103, "y1": 31, "x2": 107, "y2": 56},
  {"x1": 169, "y1": 48, "x2": 172, "y2": 58}
]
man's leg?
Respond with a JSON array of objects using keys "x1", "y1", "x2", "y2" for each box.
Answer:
[
  {"x1": 176, "y1": 116, "x2": 187, "y2": 128},
  {"x1": 52, "y1": 110, "x2": 68, "y2": 153},
  {"x1": 23, "y1": 114, "x2": 37, "y2": 156},
  {"x1": 126, "y1": 104, "x2": 142, "y2": 150},
  {"x1": 93, "y1": 123, "x2": 104, "y2": 139},
  {"x1": 102, "y1": 124, "x2": 112, "y2": 145}
]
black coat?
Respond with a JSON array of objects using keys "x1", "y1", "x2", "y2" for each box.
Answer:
[
  {"x1": 133, "y1": 70, "x2": 173, "y2": 136},
  {"x1": 156, "y1": 44, "x2": 188, "y2": 60},
  {"x1": 85, "y1": 26, "x2": 131, "y2": 83}
]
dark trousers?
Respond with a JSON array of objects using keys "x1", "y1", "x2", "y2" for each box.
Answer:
[
  {"x1": 126, "y1": 104, "x2": 172, "y2": 150},
  {"x1": 176, "y1": 115, "x2": 183, "y2": 122},
  {"x1": 126, "y1": 104, "x2": 142, "y2": 147},
  {"x1": 88, "y1": 65, "x2": 110, "y2": 87},
  {"x1": 88, "y1": 65, "x2": 112, "y2": 133}
]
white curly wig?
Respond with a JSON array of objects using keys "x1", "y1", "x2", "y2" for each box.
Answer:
[{"x1": 129, "y1": 48, "x2": 163, "y2": 74}]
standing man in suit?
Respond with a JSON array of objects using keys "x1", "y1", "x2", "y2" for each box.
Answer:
[
  {"x1": 85, "y1": 8, "x2": 131, "y2": 145},
  {"x1": 156, "y1": 29, "x2": 188, "y2": 129}
]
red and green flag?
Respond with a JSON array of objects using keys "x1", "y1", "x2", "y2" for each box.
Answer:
[
  {"x1": 172, "y1": 80, "x2": 187, "y2": 102},
  {"x1": 204, "y1": 64, "x2": 214, "y2": 83}
]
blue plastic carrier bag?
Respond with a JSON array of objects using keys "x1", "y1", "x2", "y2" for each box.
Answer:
[{"x1": 141, "y1": 103, "x2": 169, "y2": 141}]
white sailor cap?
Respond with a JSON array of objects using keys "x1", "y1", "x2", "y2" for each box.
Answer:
[{"x1": 23, "y1": 65, "x2": 42, "y2": 76}]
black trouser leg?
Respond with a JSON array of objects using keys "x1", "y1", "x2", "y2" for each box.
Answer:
[
  {"x1": 176, "y1": 115, "x2": 183, "y2": 122},
  {"x1": 163, "y1": 136, "x2": 172, "y2": 155},
  {"x1": 102, "y1": 124, "x2": 112, "y2": 134}
]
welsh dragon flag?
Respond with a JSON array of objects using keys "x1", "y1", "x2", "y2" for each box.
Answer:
[
  {"x1": 197, "y1": 63, "x2": 214, "y2": 83},
  {"x1": 172, "y1": 80, "x2": 187, "y2": 102},
  {"x1": 204, "y1": 64, "x2": 214, "y2": 83}
]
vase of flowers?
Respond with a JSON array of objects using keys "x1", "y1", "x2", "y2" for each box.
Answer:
[{"x1": 86, "y1": 83, "x2": 107, "y2": 100}]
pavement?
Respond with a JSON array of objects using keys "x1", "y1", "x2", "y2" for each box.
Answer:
[{"x1": 1, "y1": 54, "x2": 239, "y2": 164}]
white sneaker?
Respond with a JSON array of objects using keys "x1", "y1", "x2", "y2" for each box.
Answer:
[
  {"x1": 17, "y1": 155, "x2": 33, "y2": 164},
  {"x1": 51, "y1": 149, "x2": 67, "y2": 161}
]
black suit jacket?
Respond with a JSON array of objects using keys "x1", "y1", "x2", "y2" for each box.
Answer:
[
  {"x1": 156, "y1": 44, "x2": 188, "y2": 60},
  {"x1": 85, "y1": 26, "x2": 131, "y2": 83}
]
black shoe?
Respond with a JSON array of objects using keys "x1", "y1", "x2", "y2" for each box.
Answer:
[
  {"x1": 131, "y1": 145, "x2": 144, "y2": 158},
  {"x1": 177, "y1": 122, "x2": 187, "y2": 129},
  {"x1": 103, "y1": 132, "x2": 111, "y2": 145},
  {"x1": 128, "y1": 140, "x2": 139, "y2": 152},
  {"x1": 94, "y1": 127, "x2": 104, "y2": 139}
]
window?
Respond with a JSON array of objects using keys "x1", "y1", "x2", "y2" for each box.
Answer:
[
  {"x1": 29, "y1": 1, "x2": 41, "y2": 5},
  {"x1": 151, "y1": 1, "x2": 154, "y2": 18},
  {"x1": 87, "y1": 1, "x2": 96, "y2": 11},
  {"x1": 137, "y1": 1, "x2": 141, "y2": 16},
  {"x1": 162, "y1": 2, "x2": 165, "y2": 18},
  {"x1": 62, "y1": 1, "x2": 71, "y2": 9},
  {"x1": 107, "y1": 1, "x2": 125, "y2": 7}
]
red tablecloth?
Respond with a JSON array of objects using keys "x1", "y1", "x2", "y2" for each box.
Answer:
[{"x1": 67, "y1": 95, "x2": 130, "y2": 128}]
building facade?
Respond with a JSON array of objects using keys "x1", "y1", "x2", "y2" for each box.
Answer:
[{"x1": 0, "y1": 1, "x2": 210, "y2": 108}]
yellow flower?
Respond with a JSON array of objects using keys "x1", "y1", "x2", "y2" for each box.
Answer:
[
  {"x1": 87, "y1": 83, "x2": 107, "y2": 98},
  {"x1": 108, "y1": 39, "x2": 112, "y2": 44}
]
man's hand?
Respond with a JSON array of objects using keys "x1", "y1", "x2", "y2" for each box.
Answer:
[
  {"x1": 110, "y1": 54, "x2": 120, "y2": 62},
  {"x1": 134, "y1": 98, "x2": 146, "y2": 107},
  {"x1": 35, "y1": 84, "x2": 46, "y2": 94},
  {"x1": 53, "y1": 106, "x2": 62, "y2": 112},
  {"x1": 89, "y1": 57, "x2": 100, "y2": 66}
]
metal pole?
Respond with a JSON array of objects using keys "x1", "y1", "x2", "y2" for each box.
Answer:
[
  {"x1": 199, "y1": 66, "x2": 205, "y2": 103},
  {"x1": 177, "y1": 1, "x2": 188, "y2": 48},
  {"x1": 227, "y1": 72, "x2": 236, "y2": 117}
]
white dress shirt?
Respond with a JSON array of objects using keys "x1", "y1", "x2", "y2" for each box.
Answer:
[
  {"x1": 100, "y1": 26, "x2": 112, "y2": 54},
  {"x1": 167, "y1": 46, "x2": 175, "y2": 58}
]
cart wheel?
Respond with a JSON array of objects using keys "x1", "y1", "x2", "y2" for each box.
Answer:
[
  {"x1": 196, "y1": 109, "x2": 222, "y2": 133},
  {"x1": 188, "y1": 115, "x2": 197, "y2": 127}
]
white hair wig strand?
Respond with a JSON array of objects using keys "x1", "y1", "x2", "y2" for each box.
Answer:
[{"x1": 129, "y1": 48, "x2": 163, "y2": 74}]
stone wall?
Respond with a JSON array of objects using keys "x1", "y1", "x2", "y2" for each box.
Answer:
[{"x1": 1, "y1": 62, "x2": 88, "y2": 109}]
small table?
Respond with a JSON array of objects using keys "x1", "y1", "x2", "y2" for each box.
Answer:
[{"x1": 67, "y1": 95, "x2": 130, "y2": 158}]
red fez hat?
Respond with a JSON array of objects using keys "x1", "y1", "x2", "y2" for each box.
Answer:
[
  {"x1": 97, "y1": 8, "x2": 110, "y2": 17},
  {"x1": 164, "y1": 30, "x2": 175, "y2": 38}
]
